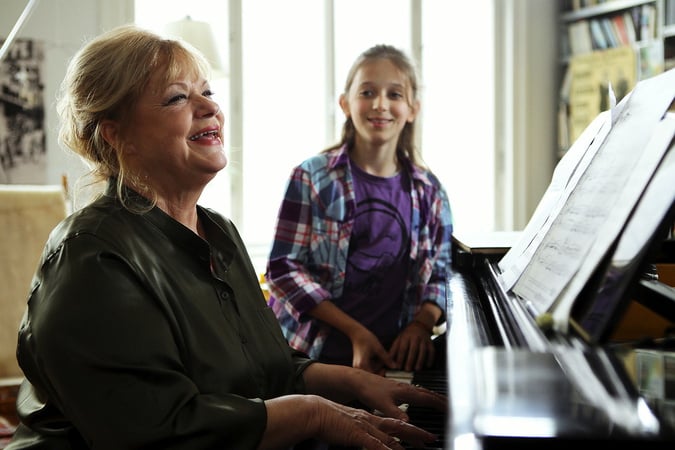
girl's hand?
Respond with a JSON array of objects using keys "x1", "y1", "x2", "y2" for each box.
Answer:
[
  {"x1": 351, "y1": 328, "x2": 398, "y2": 374},
  {"x1": 388, "y1": 322, "x2": 435, "y2": 372}
]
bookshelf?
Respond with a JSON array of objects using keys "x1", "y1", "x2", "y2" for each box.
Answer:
[{"x1": 558, "y1": 0, "x2": 675, "y2": 158}]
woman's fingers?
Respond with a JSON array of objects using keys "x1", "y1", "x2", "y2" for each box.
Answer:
[{"x1": 375, "y1": 416, "x2": 439, "y2": 448}]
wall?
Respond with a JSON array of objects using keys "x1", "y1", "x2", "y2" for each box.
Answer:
[
  {"x1": 1, "y1": 0, "x2": 132, "y2": 193},
  {"x1": 494, "y1": 0, "x2": 558, "y2": 231}
]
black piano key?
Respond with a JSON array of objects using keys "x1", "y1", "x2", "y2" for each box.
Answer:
[{"x1": 404, "y1": 369, "x2": 448, "y2": 450}]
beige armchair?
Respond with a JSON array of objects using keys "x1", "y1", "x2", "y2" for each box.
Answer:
[{"x1": 0, "y1": 184, "x2": 67, "y2": 441}]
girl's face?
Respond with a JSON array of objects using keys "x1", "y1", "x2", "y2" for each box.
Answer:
[
  {"x1": 340, "y1": 58, "x2": 418, "y2": 150},
  {"x1": 109, "y1": 67, "x2": 227, "y2": 196}
]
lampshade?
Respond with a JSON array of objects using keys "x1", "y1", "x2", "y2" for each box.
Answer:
[{"x1": 163, "y1": 16, "x2": 225, "y2": 75}]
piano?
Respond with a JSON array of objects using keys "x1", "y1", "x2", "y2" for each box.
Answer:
[
  {"x1": 404, "y1": 232, "x2": 675, "y2": 449},
  {"x1": 404, "y1": 69, "x2": 675, "y2": 449}
]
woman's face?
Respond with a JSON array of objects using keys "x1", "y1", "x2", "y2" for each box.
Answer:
[{"x1": 119, "y1": 65, "x2": 227, "y2": 196}]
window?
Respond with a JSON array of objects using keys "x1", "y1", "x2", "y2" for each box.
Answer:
[
  {"x1": 135, "y1": 0, "x2": 495, "y2": 275},
  {"x1": 421, "y1": 1, "x2": 495, "y2": 240}
]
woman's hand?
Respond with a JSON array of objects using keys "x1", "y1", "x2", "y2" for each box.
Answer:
[
  {"x1": 301, "y1": 363, "x2": 447, "y2": 448},
  {"x1": 261, "y1": 394, "x2": 439, "y2": 450},
  {"x1": 312, "y1": 397, "x2": 439, "y2": 450},
  {"x1": 352, "y1": 370, "x2": 448, "y2": 423}
]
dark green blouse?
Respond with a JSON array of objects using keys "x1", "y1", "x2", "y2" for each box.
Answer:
[{"x1": 9, "y1": 183, "x2": 313, "y2": 450}]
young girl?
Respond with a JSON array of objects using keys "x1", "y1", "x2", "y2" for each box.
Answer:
[{"x1": 266, "y1": 44, "x2": 453, "y2": 375}]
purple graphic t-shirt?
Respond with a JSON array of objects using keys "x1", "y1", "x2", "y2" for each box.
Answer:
[{"x1": 319, "y1": 161, "x2": 411, "y2": 365}]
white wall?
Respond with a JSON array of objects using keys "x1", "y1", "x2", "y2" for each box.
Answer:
[
  {"x1": 495, "y1": 0, "x2": 558, "y2": 230},
  {"x1": 1, "y1": 0, "x2": 132, "y2": 198}
]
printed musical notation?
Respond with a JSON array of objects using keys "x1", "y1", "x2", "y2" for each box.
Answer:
[{"x1": 499, "y1": 68, "x2": 675, "y2": 331}]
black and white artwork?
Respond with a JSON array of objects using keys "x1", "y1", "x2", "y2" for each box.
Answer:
[{"x1": 0, "y1": 37, "x2": 46, "y2": 184}]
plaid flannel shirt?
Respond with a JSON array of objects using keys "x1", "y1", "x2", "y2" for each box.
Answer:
[{"x1": 266, "y1": 145, "x2": 453, "y2": 359}]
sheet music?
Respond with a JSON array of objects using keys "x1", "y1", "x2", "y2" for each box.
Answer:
[
  {"x1": 572, "y1": 118, "x2": 675, "y2": 341},
  {"x1": 612, "y1": 116, "x2": 675, "y2": 264},
  {"x1": 551, "y1": 114, "x2": 675, "y2": 332},
  {"x1": 499, "y1": 85, "x2": 632, "y2": 293},
  {"x1": 510, "y1": 68, "x2": 675, "y2": 328},
  {"x1": 498, "y1": 111, "x2": 610, "y2": 291}
]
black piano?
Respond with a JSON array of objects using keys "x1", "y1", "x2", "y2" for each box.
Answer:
[
  {"x1": 406, "y1": 230, "x2": 675, "y2": 450},
  {"x1": 429, "y1": 232, "x2": 675, "y2": 450},
  {"x1": 405, "y1": 69, "x2": 675, "y2": 449}
]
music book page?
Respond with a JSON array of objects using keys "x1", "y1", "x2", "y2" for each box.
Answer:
[
  {"x1": 498, "y1": 110, "x2": 611, "y2": 291},
  {"x1": 498, "y1": 86, "x2": 632, "y2": 293},
  {"x1": 571, "y1": 116, "x2": 675, "y2": 342},
  {"x1": 509, "y1": 68, "x2": 675, "y2": 330},
  {"x1": 611, "y1": 116, "x2": 675, "y2": 265},
  {"x1": 551, "y1": 113, "x2": 675, "y2": 332}
]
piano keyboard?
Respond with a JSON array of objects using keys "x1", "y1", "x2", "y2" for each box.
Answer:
[
  {"x1": 406, "y1": 370, "x2": 447, "y2": 449},
  {"x1": 386, "y1": 369, "x2": 448, "y2": 450}
]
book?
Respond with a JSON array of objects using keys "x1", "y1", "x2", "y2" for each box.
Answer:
[
  {"x1": 641, "y1": 4, "x2": 656, "y2": 41},
  {"x1": 589, "y1": 19, "x2": 609, "y2": 50},
  {"x1": 622, "y1": 11, "x2": 637, "y2": 44},
  {"x1": 599, "y1": 17, "x2": 619, "y2": 48},
  {"x1": 639, "y1": 40, "x2": 665, "y2": 79},
  {"x1": 567, "y1": 46, "x2": 636, "y2": 143},
  {"x1": 568, "y1": 21, "x2": 594, "y2": 55},
  {"x1": 611, "y1": 14, "x2": 630, "y2": 46},
  {"x1": 630, "y1": 6, "x2": 642, "y2": 41},
  {"x1": 667, "y1": 0, "x2": 675, "y2": 26}
]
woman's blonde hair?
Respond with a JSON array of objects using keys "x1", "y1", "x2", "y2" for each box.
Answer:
[{"x1": 57, "y1": 24, "x2": 211, "y2": 210}]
